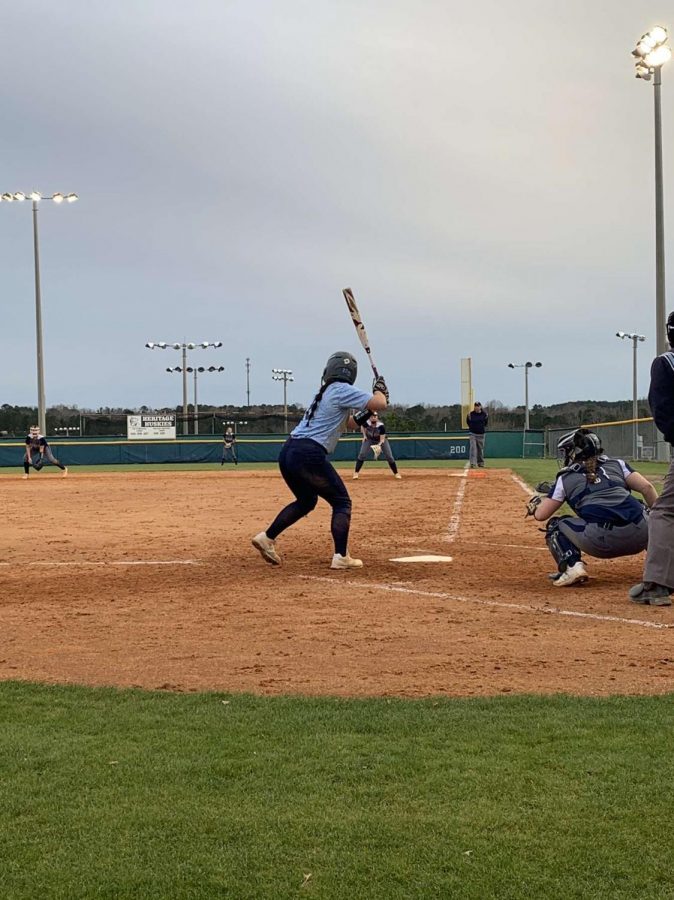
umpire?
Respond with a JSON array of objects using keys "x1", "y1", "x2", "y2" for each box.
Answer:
[
  {"x1": 466, "y1": 401, "x2": 488, "y2": 468},
  {"x1": 629, "y1": 311, "x2": 674, "y2": 606}
]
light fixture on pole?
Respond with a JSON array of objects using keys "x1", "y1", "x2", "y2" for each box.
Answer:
[
  {"x1": 166, "y1": 364, "x2": 225, "y2": 435},
  {"x1": 616, "y1": 331, "x2": 646, "y2": 459},
  {"x1": 507, "y1": 362, "x2": 542, "y2": 431},
  {"x1": 146, "y1": 341, "x2": 223, "y2": 434},
  {"x1": 632, "y1": 25, "x2": 671, "y2": 460},
  {"x1": 225, "y1": 419, "x2": 248, "y2": 435},
  {"x1": 271, "y1": 368, "x2": 294, "y2": 434},
  {"x1": 1, "y1": 191, "x2": 78, "y2": 435}
]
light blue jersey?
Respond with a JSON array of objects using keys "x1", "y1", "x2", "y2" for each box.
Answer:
[{"x1": 291, "y1": 382, "x2": 372, "y2": 453}]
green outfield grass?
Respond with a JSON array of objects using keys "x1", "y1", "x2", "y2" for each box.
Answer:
[{"x1": 1, "y1": 682, "x2": 674, "y2": 899}]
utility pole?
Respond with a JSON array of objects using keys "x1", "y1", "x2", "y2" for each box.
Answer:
[{"x1": 246, "y1": 357, "x2": 251, "y2": 407}]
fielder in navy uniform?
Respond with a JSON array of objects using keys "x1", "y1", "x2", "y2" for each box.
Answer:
[
  {"x1": 525, "y1": 428, "x2": 656, "y2": 587},
  {"x1": 629, "y1": 311, "x2": 674, "y2": 606},
  {"x1": 352, "y1": 412, "x2": 401, "y2": 479},
  {"x1": 252, "y1": 351, "x2": 388, "y2": 569},
  {"x1": 221, "y1": 427, "x2": 238, "y2": 466},
  {"x1": 23, "y1": 426, "x2": 68, "y2": 479}
]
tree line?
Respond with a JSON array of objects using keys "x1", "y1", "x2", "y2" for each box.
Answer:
[{"x1": 0, "y1": 398, "x2": 652, "y2": 438}]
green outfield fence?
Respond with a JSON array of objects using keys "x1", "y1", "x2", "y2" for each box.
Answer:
[{"x1": 0, "y1": 430, "x2": 544, "y2": 466}]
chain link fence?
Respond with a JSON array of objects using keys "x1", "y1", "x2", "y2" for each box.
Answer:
[{"x1": 546, "y1": 418, "x2": 665, "y2": 461}]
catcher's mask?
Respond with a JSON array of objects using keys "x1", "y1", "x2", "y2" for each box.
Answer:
[
  {"x1": 322, "y1": 352, "x2": 357, "y2": 386},
  {"x1": 557, "y1": 428, "x2": 603, "y2": 468}
]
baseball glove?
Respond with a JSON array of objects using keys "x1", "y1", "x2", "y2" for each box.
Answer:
[
  {"x1": 525, "y1": 494, "x2": 542, "y2": 518},
  {"x1": 371, "y1": 444, "x2": 382, "y2": 459},
  {"x1": 535, "y1": 481, "x2": 553, "y2": 494}
]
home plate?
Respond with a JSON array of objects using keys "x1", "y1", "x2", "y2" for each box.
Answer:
[{"x1": 390, "y1": 555, "x2": 454, "y2": 563}]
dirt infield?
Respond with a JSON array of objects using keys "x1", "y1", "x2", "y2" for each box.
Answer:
[{"x1": 2, "y1": 467, "x2": 673, "y2": 697}]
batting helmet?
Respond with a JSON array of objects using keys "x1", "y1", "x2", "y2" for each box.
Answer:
[
  {"x1": 322, "y1": 352, "x2": 357, "y2": 386},
  {"x1": 557, "y1": 428, "x2": 603, "y2": 467}
]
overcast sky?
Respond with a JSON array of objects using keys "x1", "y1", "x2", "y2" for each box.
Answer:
[{"x1": 1, "y1": 0, "x2": 672, "y2": 411}]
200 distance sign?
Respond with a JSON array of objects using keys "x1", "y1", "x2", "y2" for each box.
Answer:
[{"x1": 127, "y1": 414, "x2": 177, "y2": 440}]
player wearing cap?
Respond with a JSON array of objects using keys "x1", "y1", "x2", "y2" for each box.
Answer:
[
  {"x1": 352, "y1": 412, "x2": 401, "y2": 479},
  {"x1": 252, "y1": 352, "x2": 388, "y2": 569},
  {"x1": 525, "y1": 428, "x2": 656, "y2": 587},
  {"x1": 466, "y1": 401, "x2": 488, "y2": 468},
  {"x1": 23, "y1": 426, "x2": 68, "y2": 479}
]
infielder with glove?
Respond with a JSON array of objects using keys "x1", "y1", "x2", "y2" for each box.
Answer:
[
  {"x1": 353, "y1": 412, "x2": 401, "y2": 479},
  {"x1": 221, "y1": 427, "x2": 238, "y2": 466},
  {"x1": 525, "y1": 428, "x2": 656, "y2": 587},
  {"x1": 252, "y1": 351, "x2": 388, "y2": 569},
  {"x1": 23, "y1": 426, "x2": 67, "y2": 479}
]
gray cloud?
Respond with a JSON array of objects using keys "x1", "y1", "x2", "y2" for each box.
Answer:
[{"x1": 1, "y1": 0, "x2": 672, "y2": 411}]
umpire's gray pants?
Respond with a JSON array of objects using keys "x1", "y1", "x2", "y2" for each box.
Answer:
[
  {"x1": 644, "y1": 454, "x2": 674, "y2": 586},
  {"x1": 559, "y1": 515, "x2": 649, "y2": 559},
  {"x1": 469, "y1": 433, "x2": 485, "y2": 466},
  {"x1": 358, "y1": 438, "x2": 395, "y2": 463}
]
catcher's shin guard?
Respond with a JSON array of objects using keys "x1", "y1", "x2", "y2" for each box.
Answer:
[{"x1": 545, "y1": 516, "x2": 581, "y2": 572}]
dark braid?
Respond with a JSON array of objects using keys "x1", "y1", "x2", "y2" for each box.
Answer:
[
  {"x1": 306, "y1": 382, "x2": 330, "y2": 422},
  {"x1": 583, "y1": 457, "x2": 599, "y2": 484}
]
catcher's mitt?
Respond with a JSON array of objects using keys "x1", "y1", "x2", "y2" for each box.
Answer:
[
  {"x1": 525, "y1": 494, "x2": 542, "y2": 518},
  {"x1": 535, "y1": 480, "x2": 553, "y2": 494}
]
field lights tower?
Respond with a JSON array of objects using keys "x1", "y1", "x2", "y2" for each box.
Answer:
[
  {"x1": 1, "y1": 190, "x2": 78, "y2": 435},
  {"x1": 166, "y1": 365, "x2": 225, "y2": 435},
  {"x1": 272, "y1": 368, "x2": 294, "y2": 434},
  {"x1": 146, "y1": 341, "x2": 223, "y2": 434},
  {"x1": 632, "y1": 26, "x2": 671, "y2": 360},
  {"x1": 632, "y1": 26, "x2": 671, "y2": 460},
  {"x1": 616, "y1": 331, "x2": 646, "y2": 459},
  {"x1": 507, "y1": 362, "x2": 542, "y2": 431}
]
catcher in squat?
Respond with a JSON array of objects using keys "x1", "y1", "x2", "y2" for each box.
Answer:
[
  {"x1": 353, "y1": 412, "x2": 401, "y2": 479},
  {"x1": 525, "y1": 428, "x2": 656, "y2": 587}
]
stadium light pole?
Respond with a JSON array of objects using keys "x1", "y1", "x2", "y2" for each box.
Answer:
[
  {"x1": 616, "y1": 331, "x2": 646, "y2": 459},
  {"x1": 632, "y1": 26, "x2": 671, "y2": 460},
  {"x1": 507, "y1": 362, "x2": 542, "y2": 431},
  {"x1": 632, "y1": 26, "x2": 671, "y2": 359},
  {"x1": 146, "y1": 341, "x2": 222, "y2": 434},
  {"x1": 272, "y1": 368, "x2": 294, "y2": 434},
  {"x1": 0, "y1": 190, "x2": 78, "y2": 435},
  {"x1": 166, "y1": 364, "x2": 225, "y2": 435}
]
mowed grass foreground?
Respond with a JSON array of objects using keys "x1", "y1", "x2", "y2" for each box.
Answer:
[{"x1": 2, "y1": 684, "x2": 674, "y2": 899}]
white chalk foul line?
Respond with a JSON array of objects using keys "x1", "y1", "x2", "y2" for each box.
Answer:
[
  {"x1": 2, "y1": 559, "x2": 201, "y2": 568},
  {"x1": 446, "y1": 462, "x2": 470, "y2": 542},
  {"x1": 511, "y1": 473, "x2": 535, "y2": 496},
  {"x1": 298, "y1": 575, "x2": 674, "y2": 631}
]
